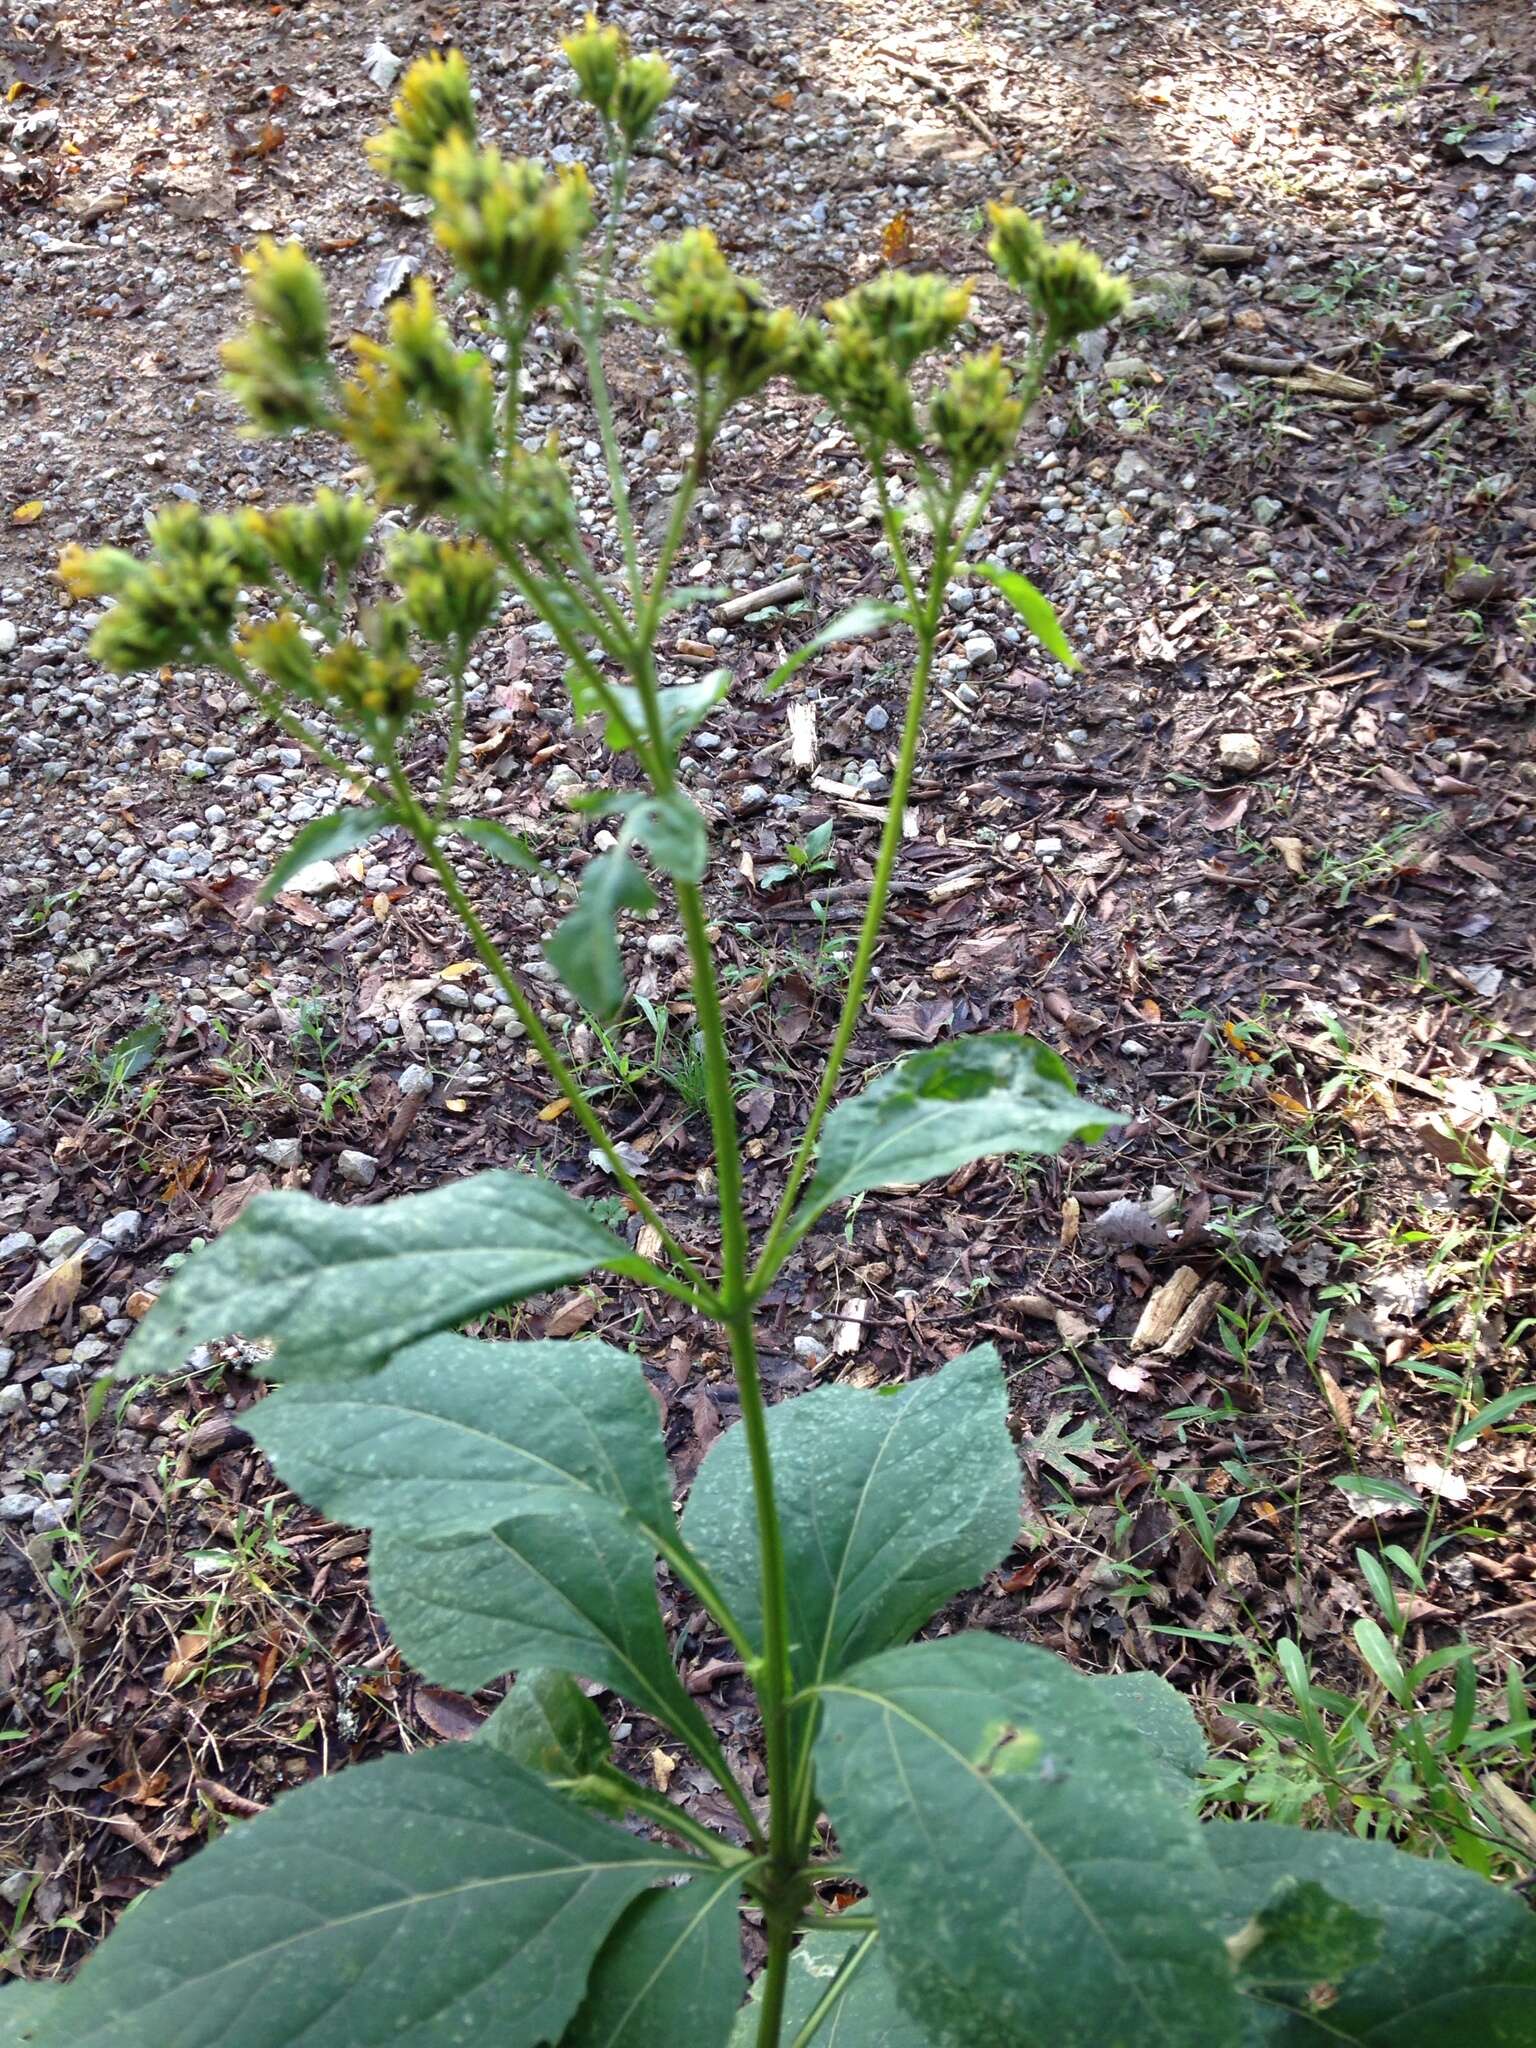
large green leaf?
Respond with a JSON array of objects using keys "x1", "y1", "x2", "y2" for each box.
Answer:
[
  {"x1": 816, "y1": 1636, "x2": 1244, "y2": 2047},
  {"x1": 565, "y1": 1868, "x2": 744, "y2": 2048},
  {"x1": 119, "y1": 1173, "x2": 645, "y2": 1382},
  {"x1": 1095, "y1": 1670, "x2": 1209, "y2": 1797},
  {"x1": 1207, "y1": 1822, "x2": 1536, "y2": 2044},
  {"x1": 684, "y1": 1347, "x2": 1019, "y2": 1695},
  {"x1": 792, "y1": 1037, "x2": 1120, "y2": 1240},
  {"x1": 249, "y1": 1335, "x2": 676, "y2": 1543},
  {"x1": 373, "y1": 1510, "x2": 715, "y2": 1752},
  {"x1": 546, "y1": 847, "x2": 657, "y2": 1018},
  {"x1": 28, "y1": 1747, "x2": 694, "y2": 2048},
  {"x1": 0, "y1": 1981, "x2": 61, "y2": 2045},
  {"x1": 730, "y1": 1934, "x2": 932, "y2": 2047}
]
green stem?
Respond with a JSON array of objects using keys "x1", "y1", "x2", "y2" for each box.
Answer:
[
  {"x1": 435, "y1": 659, "x2": 466, "y2": 818},
  {"x1": 387, "y1": 769, "x2": 718, "y2": 1307},
  {"x1": 787, "y1": 1930, "x2": 879, "y2": 2048},
  {"x1": 756, "y1": 1923, "x2": 796, "y2": 2048},
  {"x1": 676, "y1": 879, "x2": 799, "y2": 1886},
  {"x1": 559, "y1": 283, "x2": 642, "y2": 609},
  {"x1": 748, "y1": 597, "x2": 942, "y2": 1294},
  {"x1": 604, "y1": 1772, "x2": 756, "y2": 1865}
]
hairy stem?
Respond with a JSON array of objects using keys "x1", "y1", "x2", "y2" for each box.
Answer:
[
  {"x1": 386, "y1": 770, "x2": 717, "y2": 1306},
  {"x1": 748, "y1": 578, "x2": 944, "y2": 1292}
]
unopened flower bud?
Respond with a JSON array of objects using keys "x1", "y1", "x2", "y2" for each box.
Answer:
[
  {"x1": 929, "y1": 347, "x2": 1024, "y2": 478},
  {"x1": 429, "y1": 137, "x2": 593, "y2": 310},
  {"x1": 240, "y1": 612, "x2": 319, "y2": 698},
  {"x1": 561, "y1": 15, "x2": 627, "y2": 116},
  {"x1": 613, "y1": 54, "x2": 672, "y2": 143},
  {"x1": 1025, "y1": 239, "x2": 1130, "y2": 342},
  {"x1": 366, "y1": 49, "x2": 477, "y2": 196},
  {"x1": 985, "y1": 203, "x2": 1048, "y2": 291},
  {"x1": 389, "y1": 535, "x2": 503, "y2": 647},
  {"x1": 220, "y1": 239, "x2": 335, "y2": 435}
]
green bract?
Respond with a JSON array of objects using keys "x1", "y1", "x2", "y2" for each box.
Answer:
[{"x1": 27, "y1": 38, "x2": 1532, "y2": 2048}]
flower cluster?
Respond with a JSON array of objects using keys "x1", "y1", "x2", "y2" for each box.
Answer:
[
  {"x1": 790, "y1": 272, "x2": 973, "y2": 452},
  {"x1": 366, "y1": 49, "x2": 477, "y2": 195},
  {"x1": 59, "y1": 506, "x2": 257, "y2": 675},
  {"x1": 429, "y1": 137, "x2": 594, "y2": 311},
  {"x1": 562, "y1": 16, "x2": 674, "y2": 143},
  {"x1": 242, "y1": 609, "x2": 421, "y2": 733},
  {"x1": 928, "y1": 346, "x2": 1024, "y2": 481},
  {"x1": 263, "y1": 490, "x2": 375, "y2": 597},
  {"x1": 341, "y1": 281, "x2": 496, "y2": 516},
  {"x1": 647, "y1": 229, "x2": 798, "y2": 404},
  {"x1": 388, "y1": 532, "x2": 503, "y2": 648},
  {"x1": 987, "y1": 204, "x2": 1129, "y2": 342},
  {"x1": 220, "y1": 239, "x2": 336, "y2": 435}
]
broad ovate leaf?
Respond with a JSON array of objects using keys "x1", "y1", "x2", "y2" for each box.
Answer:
[
  {"x1": 28, "y1": 1746, "x2": 694, "y2": 2048},
  {"x1": 730, "y1": 1934, "x2": 932, "y2": 2047},
  {"x1": 971, "y1": 561, "x2": 1078, "y2": 670},
  {"x1": 1208, "y1": 1822, "x2": 1536, "y2": 2044},
  {"x1": 685, "y1": 1346, "x2": 1018, "y2": 1694},
  {"x1": 250, "y1": 1332, "x2": 716, "y2": 1753},
  {"x1": 119, "y1": 1172, "x2": 646, "y2": 1382},
  {"x1": 762, "y1": 600, "x2": 910, "y2": 695},
  {"x1": 1094, "y1": 1669, "x2": 1209, "y2": 1798},
  {"x1": 816, "y1": 1635, "x2": 1243, "y2": 2047},
  {"x1": 260, "y1": 805, "x2": 397, "y2": 902},
  {"x1": 792, "y1": 1035, "x2": 1120, "y2": 1239},
  {"x1": 565, "y1": 1868, "x2": 744, "y2": 2048},
  {"x1": 371, "y1": 1509, "x2": 716, "y2": 1749}
]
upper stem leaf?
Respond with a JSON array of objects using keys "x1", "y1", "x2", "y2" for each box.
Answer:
[{"x1": 790, "y1": 1035, "x2": 1121, "y2": 1240}]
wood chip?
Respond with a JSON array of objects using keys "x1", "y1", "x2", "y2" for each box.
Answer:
[
  {"x1": 1157, "y1": 1280, "x2": 1225, "y2": 1359},
  {"x1": 1130, "y1": 1266, "x2": 1203, "y2": 1352}
]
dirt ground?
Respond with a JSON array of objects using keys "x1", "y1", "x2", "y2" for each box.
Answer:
[{"x1": 1, "y1": 0, "x2": 1534, "y2": 1980}]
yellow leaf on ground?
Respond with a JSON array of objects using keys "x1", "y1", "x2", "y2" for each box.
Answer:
[
  {"x1": 537, "y1": 1097, "x2": 571, "y2": 1122},
  {"x1": 11, "y1": 500, "x2": 44, "y2": 524}
]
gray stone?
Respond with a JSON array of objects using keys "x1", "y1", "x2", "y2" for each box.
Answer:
[
  {"x1": 0, "y1": 1385, "x2": 25, "y2": 1418},
  {"x1": 284, "y1": 859, "x2": 343, "y2": 896},
  {"x1": 1251, "y1": 495, "x2": 1284, "y2": 527},
  {"x1": 336, "y1": 1149, "x2": 379, "y2": 1188},
  {"x1": 0, "y1": 1493, "x2": 41, "y2": 1523},
  {"x1": 0, "y1": 1233, "x2": 33, "y2": 1261},
  {"x1": 863, "y1": 703, "x2": 890, "y2": 733},
  {"x1": 396, "y1": 1064, "x2": 435, "y2": 1098},
  {"x1": 255, "y1": 1137, "x2": 302, "y2": 1170},
  {"x1": 99, "y1": 1209, "x2": 142, "y2": 1250},
  {"x1": 962, "y1": 632, "x2": 998, "y2": 668},
  {"x1": 40, "y1": 1225, "x2": 85, "y2": 1260},
  {"x1": 32, "y1": 1502, "x2": 68, "y2": 1533}
]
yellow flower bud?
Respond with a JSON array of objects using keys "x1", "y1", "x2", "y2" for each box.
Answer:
[
  {"x1": 562, "y1": 14, "x2": 627, "y2": 116},
  {"x1": 429, "y1": 138, "x2": 593, "y2": 310},
  {"x1": 366, "y1": 49, "x2": 477, "y2": 196},
  {"x1": 613, "y1": 54, "x2": 672, "y2": 142}
]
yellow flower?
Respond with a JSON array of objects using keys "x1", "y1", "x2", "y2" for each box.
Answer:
[
  {"x1": 562, "y1": 15, "x2": 627, "y2": 116},
  {"x1": 613, "y1": 54, "x2": 672, "y2": 142},
  {"x1": 220, "y1": 239, "x2": 335, "y2": 434},
  {"x1": 429, "y1": 137, "x2": 593, "y2": 309}
]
